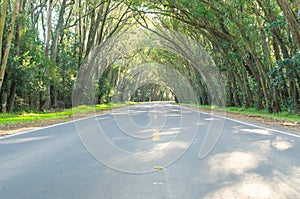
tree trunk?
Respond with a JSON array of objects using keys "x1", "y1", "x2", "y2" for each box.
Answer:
[
  {"x1": 0, "y1": 76, "x2": 8, "y2": 113},
  {"x1": 224, "y1": 71, "x2": 233, "y2": 107},
  {"x1": 0, "y1": 0, "x2": 8, "y2": 65},
  {"x1": 45, "y1": 0, "x2": 52, "y2": 57},
  {"x1": 0, "y1": 0, "x2": 18, "y2": 90},
  {"x1": 50, "y1": 0, "x2": 67, "y2": 108},
  {"x1": 275, "y1": 0, "x2": 300, "y2": 49},
  {"x1": 231, "y1": 72, "x2": 241, "y2": 107},
  {"x1": 86, "y1": 2, "x2": 104, "y2": 57},
  {"x1": 235, "y1": 20, "x2": 271, "y2": 110},
  {"x1": 97, "y1": 0, "x2": 111, "y2": 44},
  {"x1": 52, "y1": 0, "x2": 66, "y2": 62},
  {"x1": 7, "y1": 80, "x2": 16, "y2": 112},
  {"x1": 6, "y1": 0, "x2": 24, "y2": 113},
  {"x1": 1, "y1": 91, "x2": 7, "y2": 113},
  {"x1": 40, "y1": 0, "x2": 53, "y2": 111}
]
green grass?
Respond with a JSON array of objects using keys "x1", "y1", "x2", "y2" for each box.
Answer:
[
  {"x1": 2, "y1": 102, "x2": 298, "y2": 127},
  {"x1": 0, "y1": 103, "x2": 127, "y2": 126},
  {"x1": 185, "y1": 104, "x2": 300, "y2": 122}
]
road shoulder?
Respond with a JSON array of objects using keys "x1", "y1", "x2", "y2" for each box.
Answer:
[{"x1": 181, "y1": 105, "x2": 300, "y2": 136}]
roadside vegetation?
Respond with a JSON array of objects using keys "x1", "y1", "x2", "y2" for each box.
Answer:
[
  {"x1": 0, "y1": 0, "x2": 299, "y2": 130},
  {"x1": 0, "y1": 103, "x2": 128, "y2": 126},
  {"x1": 187, "y1": 104, "x2": 300, "y2": 122}
]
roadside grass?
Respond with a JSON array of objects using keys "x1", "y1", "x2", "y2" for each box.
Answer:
[
  {"x1": 0, "y1": 103, "x2": 128, "y2": 126},
  {"x1": 185, "y1": 104, "x2": 300, "y2": 122},
  {"x1": 1, "y1": 102, "x2": 298, "y2": 127}
]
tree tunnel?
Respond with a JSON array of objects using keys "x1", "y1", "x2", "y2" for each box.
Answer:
[{"x1": 73, "y1": 27, "x2": 227, "y2": 173}]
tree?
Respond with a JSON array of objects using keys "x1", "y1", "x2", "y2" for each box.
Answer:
[
  {"x1": 0, "y1": 0, "x2": 18, "y2": 90},
  {"x1": 0, "y1": 0, "x2": 298, "y2": 113},
  {"x1": 275, "y1": 0, "x2": 300, "y2": 49}
]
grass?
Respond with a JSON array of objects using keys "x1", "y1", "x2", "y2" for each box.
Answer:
[
  {"x1": 1, "y1": 102, "x2": 298, "y2": 127},
  {"x1": 185, "y1": 104, "x2": 300, "y2": 122},
  {"x1": 0, "y1": 103, "x2": 128, "y2": 126}
]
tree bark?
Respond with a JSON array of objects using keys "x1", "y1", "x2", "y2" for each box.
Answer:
[
  {"x1": 86, "y1": 2, "x2": 104, "y2": 57},
  {"x1": 0, "y1": 0, "x2": 8, "y2": 66},
  {"x1": 52, "y1": 0, "x2": 66, "y2": 62},
  {"x1": 0, "y1": 0, "x2": 18, "y2": 90},
  {"x1": 7, "y1": 80, "x2": 16, "y2": 112},
  {"x1": 275, "y1": 0, "x2": 300, "y2": 49},
  {"x1": 6, "y1": 0, "x2": 24, "y2": 113},
  {"x1": 44, "y1": 0, "x2": 52, "y2": 57},
  {"x1": 1, "y1": 90, "x2": 7, "y2": 113},
  {"x1": 40, "y1": 0, "x2": 53, "y2": 111}
]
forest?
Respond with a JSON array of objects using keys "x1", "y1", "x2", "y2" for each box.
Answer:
[{"x1": 0, "y1": 0, "x2": 299, "y2": 114}]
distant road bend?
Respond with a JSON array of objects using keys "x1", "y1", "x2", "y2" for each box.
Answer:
[{"x1": 0, "y1": 102, "x2": 300, "y2": 199}]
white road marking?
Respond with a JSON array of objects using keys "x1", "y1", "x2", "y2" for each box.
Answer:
[
  {"x1": 181, "y1": 105, "x2": 300, "y2": 138},
  {"x1": 1, "y1": 103, "x2": 299, "y2": 140}
]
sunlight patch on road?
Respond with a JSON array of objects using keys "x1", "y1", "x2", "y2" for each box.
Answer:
[
  {"x1": 159, "y1": 130, "x2": 180, "y2": 136},
  {"x1": 252, "y1": 140, "x2": 272, "y2": 153},
  {"x1": 203, "y1": 149, "x2": 300, "y2": 199},
  {"x1": 208, "y1": 151, "x2": 265, "y2": 175},
  {"x1": 204, "y1": 118, "x2": 219, "y2": 121},
  {"x1": 239, "y1": 128, "x2": 272, "y2": 136},
  {"x1": 203, "y1": 169, "x2": 300, "y2": 199},
  {"x1": 0, "y1": 136, "x2": 51, "y2": 144},
  {"x1": 203, "y1": 174, "x2": 273, "y2": 199},
  {"x1": 271, "y1": 136, "x2": 293, "y2": 151}
]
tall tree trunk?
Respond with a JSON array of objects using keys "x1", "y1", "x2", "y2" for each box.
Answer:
[
  {"x1": 275, "y1": 0, "x2": 300, "y2": 49},
  {"x1": 0, "y1": 0, "x2": 18, "y2": 90},
  {"x1": 40, "y1": 0, "x2": 52, "y2": 111},
  {"x1": 235, "y1": 21, "x2": 271, "y2": 110},
  {"x1": 7, "y1": 0, "x2": 24, "y2": 113},
  {"x1": 97, "y1": 0, "x2": 111, "y2": 44},
  {"x1": 50, "y1": 0, "x2": 67, "y2": 108},
  {"x1": 1, "y1": 90, "x2": 7, "y2": 113},
  {"x1": 231, "y1": 72, "x2": 241, "y2": 107},
  {"x1": 52, "y1": 0, "x2": 66, "y2": 62},
  {"x1": 86, "y1": 2, "x2": 104, "y2": 57},
  {"x1": 45, "y1": 0, "x2": 52, "y2": 57},
  {"x1": 0, "y1": 75, "x2": 8, "y2": 112},
  {"x1": 0, "y1": 0, "x2": 8, "y2": 66},
  {"x1": 227, "y1": 72, "x2": 235, "y2": 107},
  {"x1": 7, "y1": 80, "x2": 16, "y2": 112}
]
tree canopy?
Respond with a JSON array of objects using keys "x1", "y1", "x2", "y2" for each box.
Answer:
[{"x1": 0, "y1": 0, "x2": 299, "y2": 114}]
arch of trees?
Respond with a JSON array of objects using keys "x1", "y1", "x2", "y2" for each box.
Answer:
[{"x1": 0, "y1": 0, "x2": 299, "y2": 114}]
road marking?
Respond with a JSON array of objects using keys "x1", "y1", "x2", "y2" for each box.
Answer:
[
  {"x1": 1, "y1": 103, "x2": 299, "y2": 140},
  {"x1": 153, "y1": 182, "x2": 164, "y2": 185},
  {"x1": 153, "y1": 166, "x2": 164, "y2": 170},
  {"x1": 152, "y1": 129, "x2": 160, "y2": 141},
  {"x1": 181, "y1": 105, "x2": 300, "y2": 138}
]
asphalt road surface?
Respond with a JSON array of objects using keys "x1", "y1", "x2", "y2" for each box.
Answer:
[{"x1": 0, "y1": 103, "x2": 300, "y2": 199}]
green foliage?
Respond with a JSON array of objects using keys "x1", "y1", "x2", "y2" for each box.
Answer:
[
  {"x1": 187, "y1": 104, "x2": 299, "y2": 122},
  {"x1": 0, "y1": 0, "x2": 299, "y2": 116},
  {"x1": 0, "y1": 103, "x2": 127, "y2": 126}
]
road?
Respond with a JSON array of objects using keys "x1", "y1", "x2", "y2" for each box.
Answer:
[{"x1": 0, "y1": 103, "x2": 300, "y2": 199}]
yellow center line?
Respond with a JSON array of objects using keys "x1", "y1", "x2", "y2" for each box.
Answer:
[{"x1": 152, "y1": 129, "x2": 160, "y2": 141}]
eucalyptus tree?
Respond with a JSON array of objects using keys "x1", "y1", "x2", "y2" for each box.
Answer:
[
  {"x1": 126, "y1": 0, "x2": 299, "y2": 113},
  {"x1": 0, "y1": 0, "x2": 298, "y2": 113}
]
